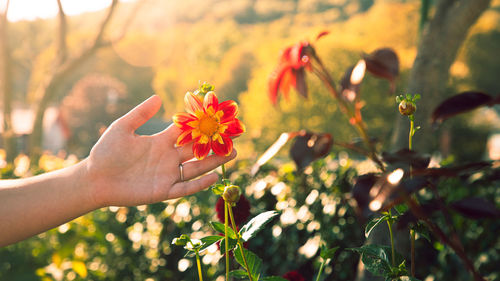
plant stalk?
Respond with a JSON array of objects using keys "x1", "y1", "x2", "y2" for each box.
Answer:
[
  {"x1": 387, "y1": 212, "x2": 396, "y2": 267},
  {"x1": 408, "y1": 116, "x2": 416, "y2": 276},
  {"x1": 224, "y1": 201, "x2": 230, "y2": 281},
  {"x1": 227, "y1": 202, "x2": 253, "y2": 281},
  {"x1": 315, "y1": 260, "x2": 326, "y2": 281},
  {"x1": 195, "y1": 251, "x2": 204, "y2": 281}
]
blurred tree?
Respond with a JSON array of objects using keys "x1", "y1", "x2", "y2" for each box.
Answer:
[
  {"x1": 59, "y1": 74, "x2": 128, "y2": 157},
  {"x1": 0, "y1": 0, "x2": 15, "y2": 163},
  {"x1": 28, "y1": 0, "x2": 142, "y2": 164},
  {"x1": 392, "y1": 0, "x2": 493, "y2": 153}
]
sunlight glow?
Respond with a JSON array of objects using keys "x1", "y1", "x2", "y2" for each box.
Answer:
[
  {"x1": 5, "y1": 0, "x2": 135, "y2": 22},
  {"x1": 350, "y1": 59, "x2": 366, "y2": 84},
  {"x1": 387, "y1": 168, "x2": 404, "y2": 185}
]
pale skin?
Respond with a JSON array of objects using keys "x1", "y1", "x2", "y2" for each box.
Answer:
[{"x1": 0, "y1": 95, "x2": 236, "y2": 247}]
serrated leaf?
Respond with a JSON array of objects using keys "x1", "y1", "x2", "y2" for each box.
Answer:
[
  {"x1": 199, "y1": 236, "x2": 224, "y2": 254},
  {"x1": 211, "y1": 184, "x2": 225, "y2": 195},
  {"x1": 229, "y1": 269, "x2": 248, "y2": 279},
  {"x1": 365, "y1": 215, "x2": 388, "y2": 238},
  {"x1": 210, "y1": 221, "x2": 237, "y2": 239},
  {"x1": 320, "y1": 246, "x2": 339, "y2": 260},
  {"x1": 262, "y1": 277, "x2": 289, "y2": 281},
  {"x1": 219, "y1": 237, "x2": 238, "y2": 256},
  {"x1": 349, "y1": 245, "x2": 400, "y2": 277},
  {"x1": 234, "y1": 245, "x2": 262, "y2": 281},
  {"x1": 240, "y1": 211, "x2": 279, "y2": 242}
]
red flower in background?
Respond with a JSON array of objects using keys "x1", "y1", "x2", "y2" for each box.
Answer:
[
  {"x1": 173, "y1": 91, "x2": 245, "y2": 159},
  {"x1": 268, "y1": 41, "x2": 313, "y2": 105},
  {"x1": 283, "y1": 270, "x2": 305, "y2": 281},
  {"x1": 215, "y1": 194, "x2": 251, "y2": 226}
]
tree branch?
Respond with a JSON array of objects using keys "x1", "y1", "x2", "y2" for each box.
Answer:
[{"x1": 56, "y1": 0, "x2": 68, "y2": 64}]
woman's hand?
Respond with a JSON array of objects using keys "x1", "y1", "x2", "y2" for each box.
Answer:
[{"x1": 86, "y1": 95, "x2": 236, "y2": 207}]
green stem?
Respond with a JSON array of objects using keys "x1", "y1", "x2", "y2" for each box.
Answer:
[
  {"x1": 408, "y1": 116, "x2": 416, "y2": 276},
  {"x1": 224, "y1": 201, "x2": 230, "y2": 281},
  {"x1": 195, "y1": 251, "x2": 204, "y2": 281},
  {"x1": 228, "y1": 202, "x2": 254, "y2": 281},
  {"x1": 387, "y1": 212, "x2": 396, "y2": 267},
  {"x1": 221, "y1": 164, "x2": 227, "y2": 180},
  {"x1": 315, "y1": 260, "x2": 326, "y2": 281},
  {"x1": 409, "y1": 119, "x2": 414, "y2": 150}
]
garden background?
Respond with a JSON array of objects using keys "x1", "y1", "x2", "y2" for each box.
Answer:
[{"x1": 0, "y1": 0, "x2": 499, "y2": 280}]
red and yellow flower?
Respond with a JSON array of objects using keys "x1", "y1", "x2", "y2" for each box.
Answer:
[{"x1": 173, "y1": 91, "x2": 245, "y2": 159}]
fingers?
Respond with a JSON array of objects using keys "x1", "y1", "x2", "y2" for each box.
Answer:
[
  {"x1": 118, "y1": 95, "x2": 162, "y2": 132},
  {"x1": 177, "y1": 143, "x2": 195, "y2": 162},
  {"x1": 168, "y1": 173, "x2": 219, "y2": 198},
  {"x1": 180, "y1": 149, "x2": 237, "y2": 181},
  {"x1": 156, "y1": 124, "x2": 183, "y2": 145}
]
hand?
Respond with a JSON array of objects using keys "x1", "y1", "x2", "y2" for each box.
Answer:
[{"x1": 85, "y1": 95, "x2": 236, "y2": 207}]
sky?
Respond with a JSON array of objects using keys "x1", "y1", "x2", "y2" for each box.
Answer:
[{"x1": 3, "y1": 0, "x2": 133, "y2": 22}]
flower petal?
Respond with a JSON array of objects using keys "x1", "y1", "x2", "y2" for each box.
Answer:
[
  {"x1": 184, "y1": 92, "x2": 204, "y2": 115},
  {"x1": 203, "y1": 91, "x2": 219, "y2": 111},
  {"x1": 193, "y1": 141, "x2": 211, "y2": 160},
  {"x1": 173, "y1": 112, "x2": 197, "y2": 127},
  {"x1": 223, "y1": 119, "x2": 245, "y2": 137},
  {"x1": 268, "y1": 65, "x2": 290, "y2": 105},
  {"x1": 177, "y1": 130, "x2": 193, "y2": 146},
  {"x1": 212, "y1": 135, "x2": 233, "y2": 156},
  {"x1": 218, "y1": 100, "x2": 238, "y2": 122}
]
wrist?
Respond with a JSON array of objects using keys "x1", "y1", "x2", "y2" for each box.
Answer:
[{"x1": 80, "y1": 157, "x2": 107, "y2": 209}]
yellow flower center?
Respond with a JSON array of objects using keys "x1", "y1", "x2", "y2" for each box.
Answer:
[
  {"x1": 199, "y1": 116, "x2": 219, "y2": 136},
  {"x1": 188, "y1": 107, "x2": 227, "y2": 144}
]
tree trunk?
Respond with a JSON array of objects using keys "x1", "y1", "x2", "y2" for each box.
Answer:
[
  {"x1": 0, "y1": 1, "x2": 16, "y2": 164},
  {"x1": 392, "y1": 0, "x2": 492, "y2": 153}
]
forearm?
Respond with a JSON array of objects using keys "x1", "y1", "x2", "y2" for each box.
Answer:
[{"x1": 0, "y1": 158, "x2": 97, "y2": 247}]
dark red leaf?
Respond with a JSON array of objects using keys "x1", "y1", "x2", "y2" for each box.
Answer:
[
  {"x1": 450, "y1": 197, "x2": 500, "y2": 219},
  {"x1": 352, "y1": 173, "x2": 380, "y2": 217},
  {"x1": 431, "y1": 91, "x2": 493, "y2": 125},
  {"x1": 290, "y1": 131, "x2": 333, "y2": 170},
  {"x1": 414, "y1": 161, "x2": 492, "y2": 178},
  {"x1": 382, "y1": 149, "x2": 431, "y2": 170},
  {"x1": 363, "y1": 48, "x2": 399, "y2": 84}
]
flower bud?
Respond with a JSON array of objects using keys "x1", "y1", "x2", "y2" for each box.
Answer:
[
  {"x1": 223, "y1": 185, "x2": 241, "y2": 204},
  {"x1": 399, "y1": 100, "x2": 416, "y2": 116}
]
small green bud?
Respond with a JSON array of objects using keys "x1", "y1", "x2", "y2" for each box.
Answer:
[
  {"x1": 172, "y1": 234, "x2": 190, "y2": 246},
  {"x1": 398, "y1": 100, "x2": 416, "y2": 116},
  {"x1": 222, "y1": 185, "x2": 241, "y2": 204}
]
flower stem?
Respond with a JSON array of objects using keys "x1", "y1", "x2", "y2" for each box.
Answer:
[
  {"x1": 227, "y1": 202, "x2": 253, "y2": 281},
  {"x1": 224, "y1": 200, "x2": 230, "y2": 281},
  {"x1": 387, "y1": 211, "x2": 396, "y2": 267},
  {"x1": 408, "y1": 116, "x2": 416, "y2": 276},
  {"x1": 195, "y1": 251, "x2": 204, "y2": 281},
  {"x1": 315, "y1": 260, "x2": 326, "y2": 281},
  {"x1": 221, "y1": 164, "x2": 227, "y2": 180}
]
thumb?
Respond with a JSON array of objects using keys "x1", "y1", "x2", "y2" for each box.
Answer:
[{"x1": 118, "y1": 95, "x2": 162, "y2": 132}]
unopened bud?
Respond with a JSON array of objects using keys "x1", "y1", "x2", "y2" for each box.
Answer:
[
  {"x1": 223, "y1": 185, "x2": 241, "y2": 204},
  {"x1": 399, "y1": 100, "x2": 416, "y2": 116}
]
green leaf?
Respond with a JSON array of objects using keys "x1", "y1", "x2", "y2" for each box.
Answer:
[
  {"x1": 262, "y1": 277, "x2": 289, "y2": 281},
  {"x1": 210, "y1": 221, "x2": 237, "y2": 239},
  {"x1": 219, "y1": 237, "x2": 238, "y2": 255},
  {"x1": 172, "y1": 234, "x2": 191, "y2": 247},
  {"x1": 240, "y1": 211, "x2": 279, "y2": 242},
  {"x1": 320, "y1": 245, "x2": 339, "y2": 260},
  {"x1": 199, "y1": 236, "x2": 224, "y2": 253},
  {"x1": 349, "y1": 245, "x2": 400, "y2": 277},
  {"x1": 365, "y1": 215, "x2": 388, "y2": 238},
  {"x1": 234, "y1": 245, "x2": 262, "y2": 281},
  {"x1": 229, "y1": 269, "x2": 249, "y2": 279},
  {"x1": 210, "y1": 184, "x2": 225, "y2": 195},
  {"x1": 413, "y1": 223, "x2": 431, "y2": 243},
  {"x1": 394, "y1": 204, "x2": 408, "y2": 214}
]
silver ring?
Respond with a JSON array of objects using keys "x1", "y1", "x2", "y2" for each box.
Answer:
[{"x1": 179, "y1": 163, "x2": 184, "y2": 181}]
